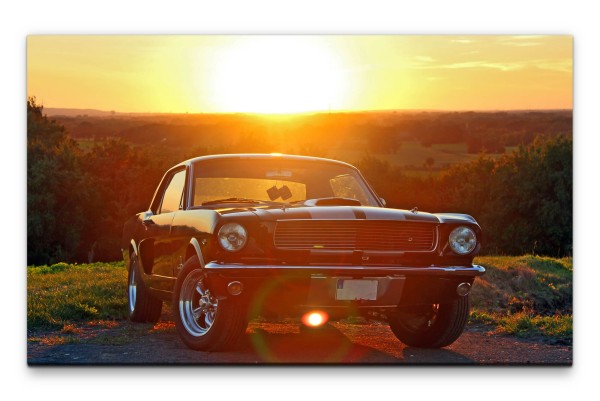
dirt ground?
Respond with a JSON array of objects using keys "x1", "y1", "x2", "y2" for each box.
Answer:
[{"x1": 27, "y1": 317, "x2": 572, "y2": 365}]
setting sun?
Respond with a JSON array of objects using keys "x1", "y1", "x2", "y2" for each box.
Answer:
[
  {"x1": 209, "y1": 37, "x2": 346, "y2": 113},
  {"x1": 27, "y1": 35, "x2": 572, "y2": 113}
]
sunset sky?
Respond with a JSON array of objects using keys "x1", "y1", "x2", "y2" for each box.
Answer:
[{"x1": 27, "y1": 35, "x2": 572, "y2": 114}]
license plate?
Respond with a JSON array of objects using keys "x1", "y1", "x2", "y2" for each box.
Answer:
[{"x1": 336, "y1": 279, "x2": 378, "y2": 301}]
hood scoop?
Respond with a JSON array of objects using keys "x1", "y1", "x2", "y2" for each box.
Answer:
[{"x1": 302, "y1": 197, "x2": 362, "y2": 207}]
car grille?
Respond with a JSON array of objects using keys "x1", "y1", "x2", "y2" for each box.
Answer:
[{"x1": 273, "y1": 220, "x2": 437, "y2": 252}]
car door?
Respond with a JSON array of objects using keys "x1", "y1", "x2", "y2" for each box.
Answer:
[{"x1": 139, "y1": 168, "x2": 187, "y2": 284}]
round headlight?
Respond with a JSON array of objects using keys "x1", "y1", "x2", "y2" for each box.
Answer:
[
  {"x1": 449, "y1": 226, "x2": 477, "y2": 255},
  {"x1": 217, "y1": 223, "x2": 248, "y2": 252}
]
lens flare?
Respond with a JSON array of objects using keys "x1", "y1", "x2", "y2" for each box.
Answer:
[{"x1": 302, "y1": 311, "x2": 329, "y2": 327}]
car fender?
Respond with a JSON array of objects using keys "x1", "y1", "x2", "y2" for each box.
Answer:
[
  {"x1": 127, "y1": 239, "x2": 149, "y2": 287},
  {"x1": 122, "y1": 239, "x2": 139, "y2": 269},
  {"x1": 130, "y1": 239, "x2": 139, "y2": 258},
  {"x1": 187, "y1": 237, "x2": 207, "y2": 271}
]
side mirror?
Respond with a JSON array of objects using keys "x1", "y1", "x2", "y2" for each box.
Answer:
[{"x1": 379, "y1": 198, "x2": 386, "y2": 207}]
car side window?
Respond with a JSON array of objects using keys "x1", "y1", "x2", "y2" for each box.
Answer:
[{"x1": 159, "y1": 170, "x2": 186, "y2": 214}]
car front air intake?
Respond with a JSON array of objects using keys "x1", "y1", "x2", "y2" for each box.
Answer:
[{"x1": 273, "y1": 220, "x2": 437, "y2": 252}]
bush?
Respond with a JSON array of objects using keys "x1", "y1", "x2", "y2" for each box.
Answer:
[{"x1": 357, "y1": 136, "x2": 572, "y2": 256}]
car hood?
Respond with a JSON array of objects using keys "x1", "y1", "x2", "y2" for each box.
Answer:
[{"x1": 211, "y1": 204, "x2": 476, "y2": 225}]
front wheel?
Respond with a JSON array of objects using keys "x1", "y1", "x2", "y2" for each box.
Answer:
[
  {"x1": 172, "y1": 256, "x2": 249, "y2": 351},
  {"x1": 388, "y1": 295, "x2": 470, "y2": 348}
]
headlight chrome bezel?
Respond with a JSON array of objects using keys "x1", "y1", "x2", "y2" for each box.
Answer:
[
  {"x1": 448, "y1": 226, "x2": 477, "y2": 255},
  {"x1": 217, "y1": 222, "x2": 248, "y2": 252}
]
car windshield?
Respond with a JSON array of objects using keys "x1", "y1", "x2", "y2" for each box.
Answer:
[{"x1": 191, "y1": 157, "x2": 379, "y2": 207}]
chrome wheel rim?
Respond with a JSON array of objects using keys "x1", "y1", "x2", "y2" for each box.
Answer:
[
  {"x1": 179, "y1": 270, "x2": 218, "y2": 337},
  {"x1": 128, "y1": 258, "x2": 137, "y2": 314}
]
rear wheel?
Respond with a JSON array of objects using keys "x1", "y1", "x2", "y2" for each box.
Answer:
[
  {"x1": 127, "y1": 253, "x2": 162, "y2": 323},
  {"x1": 172, "y1": 256, "x2": 249, "y2": 351},
  {"x1": 388, "y1": 295, "x2": 470, "y2": 348}
]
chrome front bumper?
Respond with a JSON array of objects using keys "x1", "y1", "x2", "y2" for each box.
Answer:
[
  {"x1": 203, "y1": 262, "x2": 485, "y2": 277},
  {"x1": 203, "y1": 263, "x2": 484, "y2": 309}
]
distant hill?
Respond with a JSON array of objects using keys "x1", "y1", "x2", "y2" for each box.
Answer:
[
  {"x1": 44, "y1": 108, "x2": 121, "y2": 117},
  {"x1": 44, "y1": 108, "x2": 188, "y2": 118}
]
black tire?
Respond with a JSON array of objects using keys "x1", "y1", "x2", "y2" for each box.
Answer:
[
  {"x1": 127, "y1": 253, "x2": 162, "y2": 323},
  {"x1": 388, "y1": 295, "x2": 470, "y2": 348},
  {"x1": 172, "y1": 255, "x2": 249, "y2": 351}
]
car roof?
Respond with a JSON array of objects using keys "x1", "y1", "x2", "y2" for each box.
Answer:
[{"x1": 176, "y1": 154, "x2": 357, "y2": 169}]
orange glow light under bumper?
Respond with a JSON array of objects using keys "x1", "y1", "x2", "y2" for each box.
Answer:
[{"x1": 301, "y1": 311, "x2": 329, "y2": 327}]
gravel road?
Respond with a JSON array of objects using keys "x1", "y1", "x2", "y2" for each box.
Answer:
[{"x1": 27, "y1": 319, "x2": 572, "y2": 365}]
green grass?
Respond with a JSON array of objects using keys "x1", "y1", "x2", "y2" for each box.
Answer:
[
  {"x1": 469, "y1": 255, "x2": 572, "y2": 343},
  {"x1": 469, "y1": 310, "x2": 572, "y2": 344},
  {"x1": 471, "y1": 255, "x2": 572, "y2": 314},
  {"x1": 27, "y1": 261, "x2": 128, "y2": 330},
  {"x1": 497, "y1": 312, "x2": 572, "y2": 341}
]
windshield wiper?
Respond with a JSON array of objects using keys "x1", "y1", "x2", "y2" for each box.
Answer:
[
  {"x1": 294, "y1": 197, "x2": 363, "y2": 206},
  {"x1": 201, "y1": 197, "x2": 269, "y2": 206}
]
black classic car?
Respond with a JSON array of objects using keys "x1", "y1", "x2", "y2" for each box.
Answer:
[{"x1": 122, "y1": 154, "x2": 484, "y2": 351}]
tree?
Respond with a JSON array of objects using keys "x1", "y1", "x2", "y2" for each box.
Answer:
[
  {"x1": 27, "y1": 98, "x2": 88, "y2": 264},
  {"x1": 80, "y1": 139, "x2": 170, "y2": 261},
  {"x1": 424, "y1": 157, "x2": 435, "y2": 170},
  {"x1": 436, "y1": 135, "x2": 572, "y2": 255}
]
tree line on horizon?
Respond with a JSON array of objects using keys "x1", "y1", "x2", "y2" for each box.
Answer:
[
  {"x1": 27, "y1": 98, "x2": 572, "y2": 265},
  {"x1": 54, "y1": 107, "x2": 572, "y2": 156}
]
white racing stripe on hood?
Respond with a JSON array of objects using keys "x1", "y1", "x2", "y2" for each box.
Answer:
[
  {"x1": 363, "y1": 207, "x2": 407, "y2": 220},
  {"x1": 307, "y1": 207, "x2": 356, "y2": 219}
]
